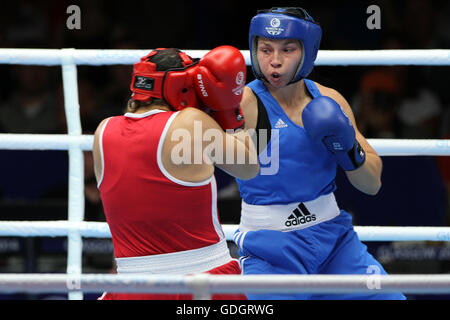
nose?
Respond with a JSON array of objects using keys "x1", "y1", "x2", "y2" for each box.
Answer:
[{"x1": 270, "y1": 51, "x2": 282, "y2": 68}]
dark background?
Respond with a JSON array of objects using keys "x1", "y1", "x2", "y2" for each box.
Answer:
[{"x1": 0, "y1": 0, "x2": 449, "y2": 300}]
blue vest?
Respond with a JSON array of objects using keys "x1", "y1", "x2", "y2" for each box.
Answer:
[{"x1": 236, "y1": 79, "x2": 337, "y2": 205}]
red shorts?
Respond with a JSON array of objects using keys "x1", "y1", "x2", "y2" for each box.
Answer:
[{"x1": 98, "y1": 260, "x2": 246, "y2": 300}]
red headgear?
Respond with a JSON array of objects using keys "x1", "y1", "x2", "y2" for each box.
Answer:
[{"x1": 130, "y1": 48, "x2": 201, "y2": 110}]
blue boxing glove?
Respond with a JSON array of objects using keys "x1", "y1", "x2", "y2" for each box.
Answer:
[{"x1": 302, "y1": 96, "x2": 366, "y2": 171}]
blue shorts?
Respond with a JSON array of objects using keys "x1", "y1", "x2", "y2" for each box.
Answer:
[{"x1": 234, "y1": 210, "x2": 406, "y2": 300}]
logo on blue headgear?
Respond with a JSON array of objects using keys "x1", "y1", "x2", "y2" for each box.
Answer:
[{"x1": 249, "y1": 7, "x2": 322, "y2": 84}]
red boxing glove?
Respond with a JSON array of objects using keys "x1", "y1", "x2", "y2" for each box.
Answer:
[
  {"x1": 210, "y1": 106, "x2": 245, "y2": 130},
  {"x1": 189, "y1": 46, "x2": 246, "y2": 129}
]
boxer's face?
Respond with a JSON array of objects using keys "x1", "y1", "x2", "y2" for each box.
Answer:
[{"x1": 256, "y1": 37, "x2": 302, "y2": 88}]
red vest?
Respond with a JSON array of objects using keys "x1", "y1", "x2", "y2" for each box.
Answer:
[{"x1": 99, "y1": 110, "x2": 224, "y2": 258}]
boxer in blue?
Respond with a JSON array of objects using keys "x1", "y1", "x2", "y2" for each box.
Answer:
[{"x1": 233, "y1": 7, "x2": 406, "y2": 300}]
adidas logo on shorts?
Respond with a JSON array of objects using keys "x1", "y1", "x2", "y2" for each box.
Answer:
[{"x1": 285, "y1": 203, "x2": 317, "y2": 227}]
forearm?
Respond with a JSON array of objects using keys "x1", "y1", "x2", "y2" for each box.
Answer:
[
  {"x1": 231, "y1": 129, "x2": 260, "y2": 177},
  {"x1": 345, "y1": 151, "x2": 382, "y2": 195},
  {"x1": 216, "y1": 129, "x2": 259, "y2": 180},
  {"x1": 232, "y1": 129, "x2": 258, "y2": 163}
]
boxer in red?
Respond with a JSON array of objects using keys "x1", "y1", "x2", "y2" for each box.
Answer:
[{"x1": 93, "y1": 46, "x2": 259, "y2": 300}]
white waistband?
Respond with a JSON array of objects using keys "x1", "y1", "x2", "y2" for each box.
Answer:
[
  {"x1": 239, "y1": 193, "x2": 340, "y2": 232},
  {"x1": 115, "y1": 239, "x2": 232, "y2": 275}
]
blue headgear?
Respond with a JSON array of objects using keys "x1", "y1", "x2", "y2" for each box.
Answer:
[{"x1": 249, "y1": 7, "x2": 322, "y2": 84}]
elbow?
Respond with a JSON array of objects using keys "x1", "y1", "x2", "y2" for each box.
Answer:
[
  {"x1": 239, "y1": 164, "x2": 260, "y2": 180},
  {"x1": 349, "y1": 171, "x2": 382, "y2": 195},
  {"x1": 250, "y1": 163, "x2": 260, "y2": 179},
  {"x1": 349, "y1": 155, "x2": 382, "y2": 196},
  {"x1": 363, "y1": 180, "x2": 382, "y2": 196},
  {"x1": 373, "y1": 180, "x2": 382, "y2": 195},
  {"x1": 240, "y1": 148, "x2": 260, "y2": 180}
]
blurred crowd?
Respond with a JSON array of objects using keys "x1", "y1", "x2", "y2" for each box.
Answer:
[{"x1": 0, "y1": 0, "x2": 449, "y2": 227}]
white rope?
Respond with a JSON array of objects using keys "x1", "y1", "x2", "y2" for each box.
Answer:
[
  {"x1": 0, "y1": 134, "x2": 93, "y2": 151},
  {"x1": 368, "y1": 139, "x2": 450, "y2": 156},
  {"x1": 0, "y1": 135, "x2": 449, "y2": 156},
  {"x1": 315, "y1": 49, "x2": 450, "y2": 66},
  {"x1": 0, "y1": 49, "x2": 449, "y2": 66},
  {"x1": 0, "y1": 273, "x2": 449, "y2": 295},
  {"x1": 0, "y1": 221, "x2": 449, "y2": 242},
  {"x1": 0, "y1": 221, "x2": 110, "y2": 238}
]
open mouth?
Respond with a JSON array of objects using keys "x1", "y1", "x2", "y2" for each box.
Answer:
[{"x1": 271, "y1": 72, "x2": 281, "y2": 80}]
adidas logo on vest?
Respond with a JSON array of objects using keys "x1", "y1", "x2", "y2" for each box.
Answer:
[
  {"x1": 274, "y1": 118, "x2": 288, "y2": 128},
  {"x1": 285, "y1": 203, "x2": 317, "y2": 227}
]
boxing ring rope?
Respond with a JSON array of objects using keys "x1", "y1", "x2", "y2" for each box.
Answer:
[
  {"x1": 0, "y1": 134, "x2": 449, "y2": 156},
  {"x1": 2, "y1": 274, "x2": 450, "y2": 298},
  {"x1": 0, "y1": 48, "x2": 449, "y2": 300},
  {"x1": 1, "y1": 48, "x2": 450, "y2": 66},
  {"x1": 1, "y1": 221, "x2": 450, "y2": 243}
]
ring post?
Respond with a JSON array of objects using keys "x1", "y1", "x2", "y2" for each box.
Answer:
[{"x1": 61, "y1": 48, "x2": 85, "y2": 300}]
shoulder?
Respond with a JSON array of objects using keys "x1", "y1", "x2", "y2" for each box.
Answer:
[
  {"x1": 314, "y1": 82, "x2": 345, "y2": 102},
  {"x1": 176, "y1": 107, "x2": 212, "y2": 124},
  {"x1": 240, "y1": 86, "x2": 258, "y2": 129},
  {"x1": 314, "y1": 82, "x2": 353, "y2": 115},
  {"x1": 94, "y1": 117, "x2": 113, "y2": 137},
  {"x1": 241, "y1": 86, "x2": 258, "y2": 112},
  {"x1": 242, "y1": 86, "x2": 257, "y2": 104},
  {"x1": 93, "y1": 117, "x2": 113, "y2": 168},
  {"x1": 93, "y1": 117, "x2": 114, "y2": 152},
  {"x1": 172, "y1": 107, "x2": 221, "y2": 132}
]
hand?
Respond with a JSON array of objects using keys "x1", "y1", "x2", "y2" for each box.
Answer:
[
  {"x1": 302, "y1": 96, "x2": 366, "y2": 171},
  {"x1": 200, "y1": 105, "x2": 245, "y2": 131},
  {"x1": 208, "y1": 106, "x2": 245, "y2": 131},
  {"x1": 193, "y1": 45, "x2": 246, "y2": 110},
  {"x1": 189, "y1": 46, "x2": 246, "y2": 130}
]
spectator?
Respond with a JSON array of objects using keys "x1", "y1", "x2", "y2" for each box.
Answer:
[
  {"x1": 0, "y1": 66, "x2": 58, "y2": 134},
  {"x1": 397, "y1": 69, "x2": 443, "y2": 139},
  {"x1": 356, "y1": 68, "x2": 402, "y2": 138}
]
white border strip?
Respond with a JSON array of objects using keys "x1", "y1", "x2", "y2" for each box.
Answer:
[{"x1": 3, "y1": 47, "x2": 447, "y2": 301}]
